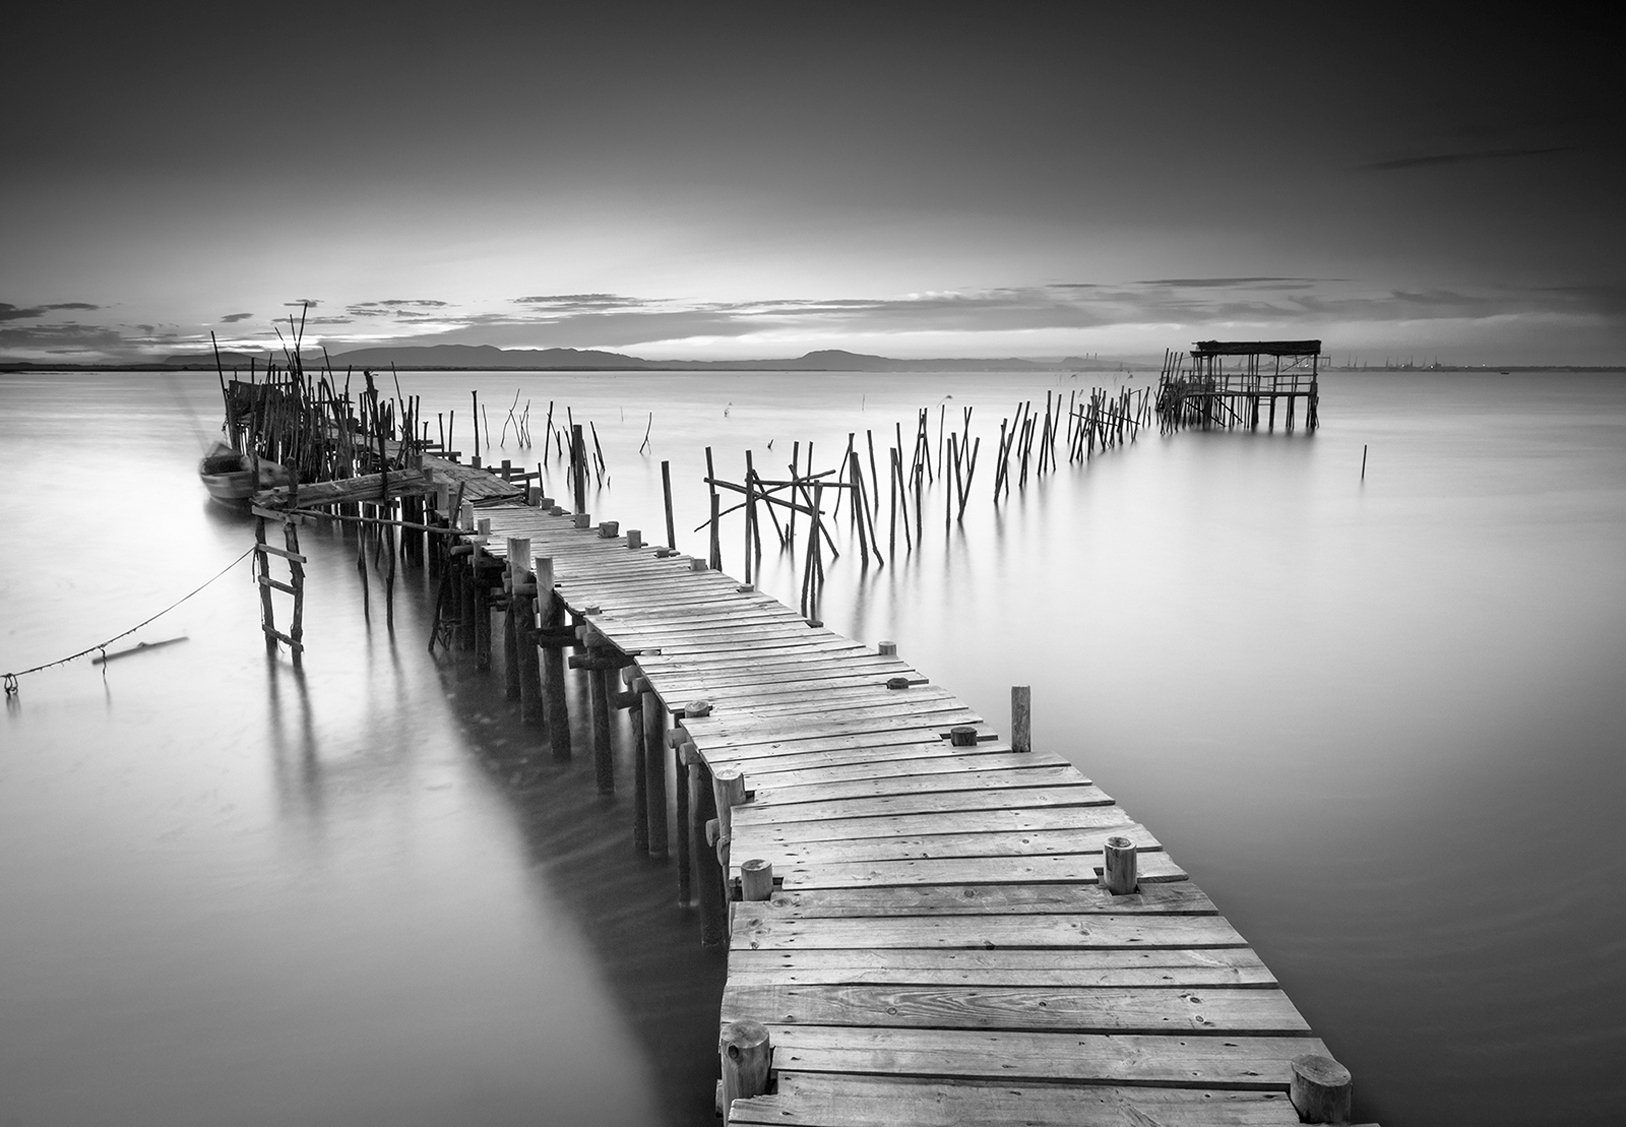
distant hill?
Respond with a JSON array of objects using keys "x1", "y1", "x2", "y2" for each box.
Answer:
[{"x1": 132, "y1": 344, "x2": 1132, "y2": 373}]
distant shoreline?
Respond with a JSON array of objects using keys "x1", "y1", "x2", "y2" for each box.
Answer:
[{"x1": 3, "y1": 363, "x2": 1620, "y2": 375}]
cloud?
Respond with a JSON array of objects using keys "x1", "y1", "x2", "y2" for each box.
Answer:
[
  {"x1": 283, "y1": 298, "x2": 320, "y2": 308},
  {"x1": 1, "y1": 301, "x2": 101, "y2": 320},
  {"x1": 0, "y1": 322, "x2": 128, "y2": 352},
  {"x1": 512, "y1": 293, "x2": 652, "y2": 312},
  {"x1": 1133, "y1": 277, "x2": 1328, "y2": 289},
  {"x1": 219, "y1": 312, "x2": 254, "y2": 323},
  {"x1": 1357, "y1": 146, "x2": 1574, "y2": 172},
  {"x1": 327, "y1": 280, "x2": 1622, "y2": 356}
]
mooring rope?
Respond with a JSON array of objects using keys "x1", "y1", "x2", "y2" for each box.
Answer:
[{"x1": 2, "y1": 545, "x2": 258, "y2": 695}]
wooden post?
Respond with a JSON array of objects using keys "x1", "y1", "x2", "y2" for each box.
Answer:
[
  {"x1": 948, "y1": 725, "x2": 978, "y2": 747},
  {"x1": 661, "y1": 459, "x2": 677, "y2": 550},
  {"x1": 571, "y1": 423, "x2": 587, "y2": 512},
  {"x1": 536, "y1": 556, "x2": 572, "y2": 760},
  {"x1": 688, "y1": 744, "x2": 726, "y2": 945},
  {"x1": 254, "y1": 516, "x2": 277, "y2": 654},
  {"x1": 619, "y1": 674, "x2": 648, "y2": 854},
  {"x1": 644, "y1": 690, "x2": 669, "y2": 860},
  {"x1": 674, "y1": 735, "x2": 692, "y2": 905},
  {"x1": 454, "y1": 541, "x2": 474, "y2": 653},
  {"x1": 588, "y1": 651, "x2": 616, "y2": 794},
  {"x1": 1103, "y1": 834, "x2": 1138, "y2": 894},
  {"x1": 718, "y1": 1020, "x2": 772, "y2": 1122},
  {"x1": 473, "y1": 553, "x2": 493, "y2": 672},
  {"x1": 1011, "y1": 684, "x2": 1032, "y2": 753},
  {"x1": 1289, "y1": 1054, "x2": 1353, "y2": 1123},
  {"x1": 712, "y1": 768, "x2": 747, "y2": 874},
  {"x1": 739, "y1": 859, "x2": 774, "y2": 902},
  {"x1": 503, "y1": 574, "x2": 521, "y2": 699},
  {"x1": 878, "y1": 640, "x2": 898, "y2": 657}
]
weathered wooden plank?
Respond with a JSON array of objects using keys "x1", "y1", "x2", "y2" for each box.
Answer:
[
  {"x1": 728, "y1": 1074, "x2": 1304, "y2": 1126},
  {"x1": 686, "y1": 703, "x2": 982, "y2": 741},
  {"x1": 697, "y1": 722, "x2": 1000, "y2": 763},
  {"x1": 649, "y1": 670, "x2": 928, "y2": 706},
  {"x1": 734, "y1": 784, "x2": 1108, "y2": 828},
  {"x1": 755, "y1": 881, "x2": 1218, "y2": 917},
  {"x1": 734, "y1": 804, "x2": 1135, "y2": 847},
  {"x1": 639, "y1": 642, "x2": 873, "y2": 670},
  {"x1": 731, "y1": 909, "x2": 1239, "y2": 952},
  {"x1": 723, "y1": 946, "x2": 1274, "y2": 989},
  {"x1": 650, "y1": 656, "x2": 918, "y2": 690},
  {"x1": 716, "y1": 747, "x2": 1067, "y2": 794},
  {"x1": 749, "y1": 765, "x2": 1103, "y2": 808},
  {"x1": 600, "y1": 621, "x2": 824, "y2": 647},
  {"x1": 681, "y1": 684, "x2": 960, "y2": 716},
  {"x1": 737, "y1": 824, "x2": 1162, "y2": 869},
  {"x1": 761, "y1": 851, "x2": 1188, "y2": 890},
  {"x1": 721, "y1": 983, "x2": 1310, "y2": 1034},
  {"x1": 757, "y1": 1025, "x2": 1331, "y2": 1089}
]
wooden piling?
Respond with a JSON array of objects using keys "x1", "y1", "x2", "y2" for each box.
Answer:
[
  {"x1": 719, "y1": 1020, "x2": 773, "y2": 1123},
  {"x1": 1103, "y1": 834, "x2": 1138, "y2": 894},
  {"x1": 675, "y1": 734, "x2": 692, "y2": 905},
  {"x1": 687, "y1": 744, "x2": 726, "y2": 946},
  {"x1": 712, "y1": 767, "x2": 747, "y2": 875},
  {"x1": 585, "y1": 647, "x2": 617, "y2": 794},
  {"x1": 536, "y1": 555, "x2": 572, "y2": 760},
  {"x1": 1012, "y1": 684, "x2": 1032, "y2": 753},
  {"x1": 626, "y1": 670, "x2": 649, "y2": 853},
  {"x1": 739, "y1": 858, "x2": 774, "y2": 902},
  {"x1": 643, "y1": 687, "x2": 669, "y2": 859},
  {"x1": 1289, "y1": 1054, "x2": 1353, "y2": 1124}
]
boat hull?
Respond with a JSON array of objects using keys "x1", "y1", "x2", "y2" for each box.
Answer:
[{"x1": 199, "y1": 441, "x2": 287, "y2": 503}]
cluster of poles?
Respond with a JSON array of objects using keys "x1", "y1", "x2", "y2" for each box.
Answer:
[{"x1": 695, "y1": 385, "x2": 1154, "y2": 622}]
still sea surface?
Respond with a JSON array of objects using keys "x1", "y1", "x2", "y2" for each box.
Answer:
[{"x1": 3, "y1": 367, "x2": 1624, "y2": 1126}]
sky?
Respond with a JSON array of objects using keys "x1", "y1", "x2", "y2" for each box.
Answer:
[{"x1": 4, "y1": 3, "x2": 1624, "y2": 366}]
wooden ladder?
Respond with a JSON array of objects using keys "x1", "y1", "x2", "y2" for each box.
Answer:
[{"x1": 253, "y1": 512, "x2": 306, "y2": 662}]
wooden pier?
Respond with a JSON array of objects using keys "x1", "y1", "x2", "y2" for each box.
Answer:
[{"x1": 251, "y1": 445, "x2": 1370, "y2": 1126}]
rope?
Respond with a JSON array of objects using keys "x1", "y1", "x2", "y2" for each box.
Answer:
[{"x1": 2, "y1": 545, "x2": 258, "y2": 694}]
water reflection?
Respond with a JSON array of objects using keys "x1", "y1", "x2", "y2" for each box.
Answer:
[{"x1": 6, "y1": 368, "x2": 1626, "y2": 1125}]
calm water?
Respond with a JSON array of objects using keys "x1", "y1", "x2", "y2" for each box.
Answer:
[{"x1": 3, "y1": 367, "x2": 1624, "y2": 1125}]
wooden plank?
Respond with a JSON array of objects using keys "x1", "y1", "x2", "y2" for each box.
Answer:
[
  {"x1": 686, "y1": 703, "x2": 982, "y2": 742},
  {"x1": 730, "y1": 910, "x2": 1240, "y2": 952},
  {"x1": 733, "y1": 785, "x2": 1110, "y2": 828},
  {"x1": 724, "y1": 947, "x2": 1275, "y2": 989},
  {"x1": 649, "y1": 663, "x2": 924, "y2": 696},
  {"x1": 720, "y1": 747, "x2": 1074, "y2": 794},
  {"x1": 728, "y1": 1074, "x2": 1304, "y2": 1126},
  {"x1": 757, "y1": 824, "x2": 1162, "y2": 867},
  {"x1": 735, "y1": 804, "x2": 1135, "y2": 847},
  {"x1": 639, "y1": 642, "x2": 872, "y2": 669},
  {"x1": 749, "y1": 765, "x2": 1100, "y2": 807},
  {"x1": 756, "y1": 881, "x2": 1218, "y2": 917},
  {"x1": 754, "y1": 1025, "x2": 1330, "y2": 1089},
  {"x1": 761, "y1": 851, "x2": 1188, "y2": 890},
  {"x1": 678, "y1": 684, "x2": 958, "y2": 715},
  {"x1": 721, "y1": 983, "x2": 1310, "y2": 1034},
  {"x1": 696, "y1": 722, "x2": 1000, "y2": 763}
]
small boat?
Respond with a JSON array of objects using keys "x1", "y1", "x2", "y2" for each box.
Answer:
[{"x1": 198, "y1": 439, "x2": 289, "y2": 502}]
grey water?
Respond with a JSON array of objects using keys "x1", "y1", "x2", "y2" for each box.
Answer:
[{"x1": 3, "y1": 367, "x2": 1624, "y2": 1126}]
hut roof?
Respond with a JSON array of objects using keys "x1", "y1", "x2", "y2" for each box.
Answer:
[{"x1": 1191, "y1": 339, "x2": 1322, "y2": 357}]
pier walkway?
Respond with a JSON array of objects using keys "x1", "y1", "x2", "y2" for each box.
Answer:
[{"x1": 429, "y1": 489, "x2": 1367, "y2": 1127}]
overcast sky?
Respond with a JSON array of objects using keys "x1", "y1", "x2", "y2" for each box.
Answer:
[{"x1": 4, "y1": 3, "x2": 1622, "y2": 365}]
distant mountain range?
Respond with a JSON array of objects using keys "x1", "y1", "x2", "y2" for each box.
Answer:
[{"x1": 156, "y1": 344, "x2": 1123, "y2": 373}]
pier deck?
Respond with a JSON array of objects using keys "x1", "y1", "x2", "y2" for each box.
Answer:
[{"x1": 441, "y1": 495, "x2": 1368, "y2": 1127}]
